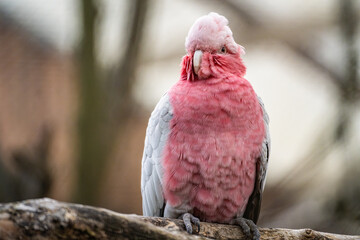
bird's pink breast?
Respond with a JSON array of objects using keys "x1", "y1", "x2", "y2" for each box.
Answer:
[{"x1": 163, "y1": 76, "x2": 265, "y2": 223}]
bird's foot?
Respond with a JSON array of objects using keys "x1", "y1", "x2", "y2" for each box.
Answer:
[
  {"x1": 230, "y1": 217, "x2": 260, "y2": 240},
  {"x1": 180, "y1": 213, "x2": 200, "y2": 234}
]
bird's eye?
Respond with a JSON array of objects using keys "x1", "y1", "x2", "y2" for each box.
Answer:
[{"x1": 220, "y1": 46, "x2": 227, "y2": 53}]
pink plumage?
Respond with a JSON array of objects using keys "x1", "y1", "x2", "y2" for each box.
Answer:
[{"x1": 162, "y1": 13, "x2": 266, "y2": 223}]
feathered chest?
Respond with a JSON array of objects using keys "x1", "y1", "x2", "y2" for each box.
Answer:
[
  {"x1": 169, "y1": 77, "x2": 263, "y2": 134},
  {"x1": 163, "y1": 77, "x2": 265, "y2": 222}
]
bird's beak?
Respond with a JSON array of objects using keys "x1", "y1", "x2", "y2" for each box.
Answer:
[{"x1": 193, "y1": 50, "x2": 202, "y2": 75}]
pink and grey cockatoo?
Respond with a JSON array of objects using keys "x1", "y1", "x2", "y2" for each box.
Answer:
[{"x1": 141, "y1": 12, "x2": 270, "y2": 239}]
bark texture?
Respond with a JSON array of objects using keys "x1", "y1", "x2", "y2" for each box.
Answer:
[{"x1": 0, "y1": 198, "x2": 358, "y2": 240}]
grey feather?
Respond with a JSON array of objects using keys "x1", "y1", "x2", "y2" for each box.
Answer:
[
  {"x1": 243, "y1": 96, "x2": 270, "y2": 223},
  {"x1": 258, "y1": 96, "x2": 270, "y2": 192},
  {"x1": 141, "y1": 93, "x2": 173, "y2": 217}
]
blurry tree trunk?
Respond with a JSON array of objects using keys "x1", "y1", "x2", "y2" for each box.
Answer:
[
  {"x1": 1, "y1": 198, "x2": 359, "y2": 240},
  {"x1": 335, "y1": 0, "x2": 359, "y2": 140},
  {"x1": 75, "y1": 0, "x2": 106, "y2": 205},
  {"x1": 74, "y1": 0, "x2": 149, "y2": 205},
  {"x1": 329, "y1": 0, "x2": 360, "y2": 230},
  {"x1": 103, "y1": 0, "x2": 149, "y2": 174},
  {"x1": 108, "y1": 0, "x2": 149, "y2": 119}
]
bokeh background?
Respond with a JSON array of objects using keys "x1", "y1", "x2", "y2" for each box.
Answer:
[{"x1": 0, "y1": 0, "x2": 359, "y2": 235}]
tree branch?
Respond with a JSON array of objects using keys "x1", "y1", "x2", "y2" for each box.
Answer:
[{"x1": 0, "y1": 198, "x2": 358, "y2": 239}]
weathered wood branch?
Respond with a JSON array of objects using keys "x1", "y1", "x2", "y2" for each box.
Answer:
[{"x1": 0, "y1": 198, "x2": 358, "y2": 240}]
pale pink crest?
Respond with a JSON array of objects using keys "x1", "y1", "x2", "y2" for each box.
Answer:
[{"x1": 185, "y1": 12, "x2": 240, "y2": 54}]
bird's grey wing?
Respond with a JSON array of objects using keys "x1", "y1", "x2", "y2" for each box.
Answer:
[
  {"x1": 141, "y1": 93, "x2": 173, "y2": 217},
  {"x1": 243, "y1": 96, "x2": 270, "y2": 224}
]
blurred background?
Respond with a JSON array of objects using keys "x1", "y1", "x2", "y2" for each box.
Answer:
[{"x1": 0, "y1": 0, "x2": 359, "y2": 235}]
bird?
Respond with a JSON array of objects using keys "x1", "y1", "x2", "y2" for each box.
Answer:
[{"x1": 141, "y1": 12, "x2": 270, "y2": 240}]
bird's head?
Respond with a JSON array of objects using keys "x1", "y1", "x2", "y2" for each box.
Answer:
[{"x1": 181, "y1": 12, "x2": 246, "y2": 81}]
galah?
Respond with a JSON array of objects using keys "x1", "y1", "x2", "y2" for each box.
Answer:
[{"x1": 141, "y1": 12, "x2": 270, "y2": 240}]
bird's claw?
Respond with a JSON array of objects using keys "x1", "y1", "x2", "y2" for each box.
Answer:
[
  {"x1": 180, "y1": 213, "x2": 200, "y2": 234},
  {"x1": 230, "y1": 217, "x2": 260, "y2": 240}
]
